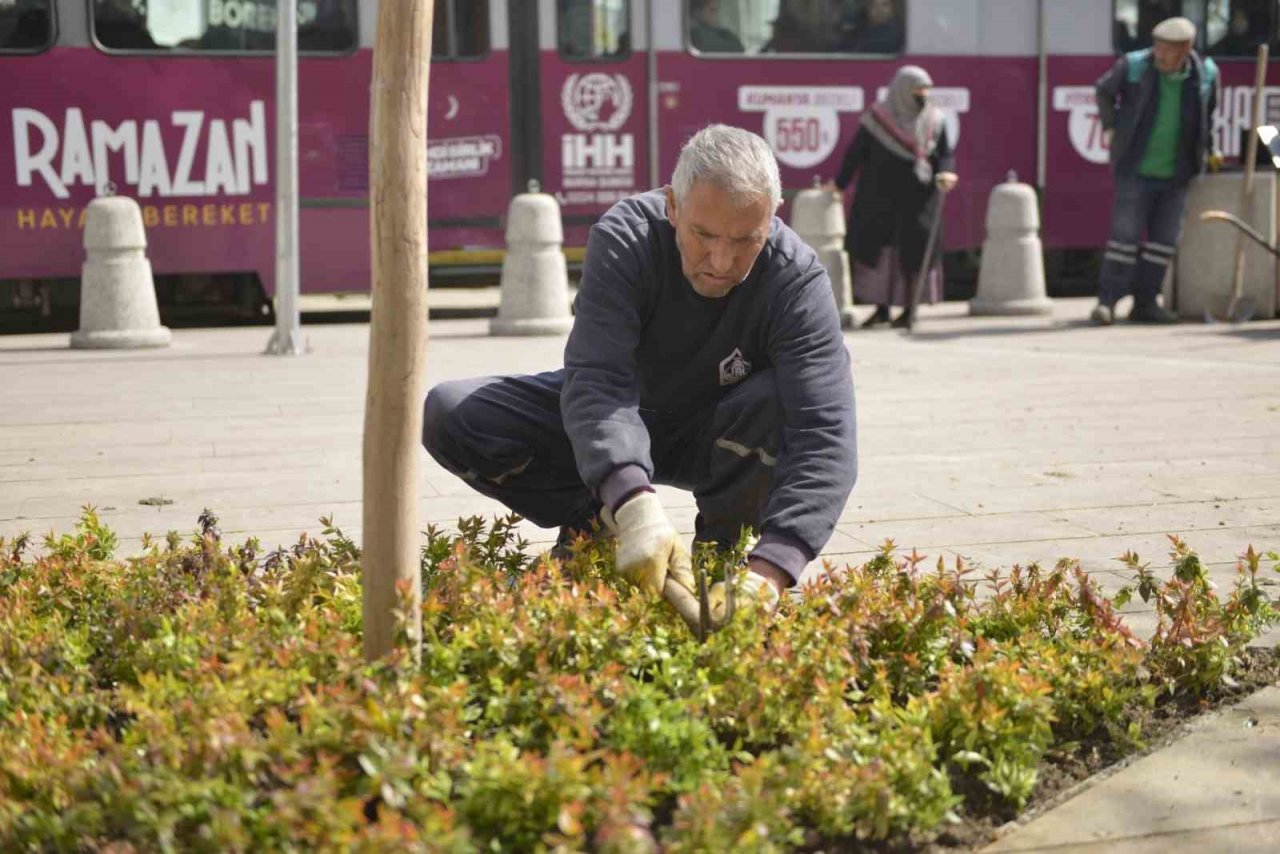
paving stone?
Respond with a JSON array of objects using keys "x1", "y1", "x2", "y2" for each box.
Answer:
[
  {"x1": 2, "y1": 297, "x2": 1278, "y2": 596},
  {"x1": 839, "y1": 511, "x2": 1100, "y2": 552}
]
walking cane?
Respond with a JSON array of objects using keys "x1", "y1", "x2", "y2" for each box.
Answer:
[{"x1": 903, "y1": 188, "x2": 948, "y2": 334}]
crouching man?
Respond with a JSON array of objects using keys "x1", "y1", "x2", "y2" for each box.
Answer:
[{"x1": 423, "y1": 125, "x2": 857, "y2": 631}]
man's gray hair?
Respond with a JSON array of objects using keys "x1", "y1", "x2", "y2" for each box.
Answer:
[{"x1": 671, "y1": 124, "x2": 783, "y2": 211}]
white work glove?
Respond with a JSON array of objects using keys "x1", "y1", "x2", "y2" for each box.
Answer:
[
  {"x1": 601, "y1": 491, "x2": 694, "y2": 597},
  {"x1": 706, "y1": 570, "x2": 781, "y2": 631}
]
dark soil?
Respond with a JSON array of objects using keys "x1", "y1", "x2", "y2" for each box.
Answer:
[{"x1": 926, "y1": 646, "x2": 1280, "y2": 852}]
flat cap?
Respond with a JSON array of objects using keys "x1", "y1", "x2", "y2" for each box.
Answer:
[{"x1": 1152, "y1": 16, "x2": 1196, "y2": 43}]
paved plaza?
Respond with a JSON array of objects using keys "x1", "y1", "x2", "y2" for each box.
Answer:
[
  {"x1": 3, "y1": 297, "x2": 1277, "y2": 625},
  {"x1": 2, "y1": 294, "x2": 1280, "y2": 851}
]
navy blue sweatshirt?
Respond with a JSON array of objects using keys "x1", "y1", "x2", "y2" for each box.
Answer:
[{"x1": 561, "y1": 189, "x2": 857, "y2": 579}]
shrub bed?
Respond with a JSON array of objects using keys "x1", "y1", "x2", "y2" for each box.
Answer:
[{"x1": 1, "y1": 509, "x2": 1277, "y2": 851}]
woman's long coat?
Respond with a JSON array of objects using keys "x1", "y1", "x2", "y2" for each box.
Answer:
[{"x1": 834, "y1": 124, "x2": 955, "y2": 276}]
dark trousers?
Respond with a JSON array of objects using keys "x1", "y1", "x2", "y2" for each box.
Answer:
[
  {"x1": 1098, "y1": 174, "x2": 1189, "y2": 308},
  {"x1": 422, "y1": 369, "x2": 783, "y2": 547}
]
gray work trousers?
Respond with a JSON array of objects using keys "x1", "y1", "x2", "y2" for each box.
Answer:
[
  {"x1": 1098, "y1": 174, "x2": 1189, "y2": 308},
  {"x1": 422, "y1": 368, "x2": 782, "y2": 547}
]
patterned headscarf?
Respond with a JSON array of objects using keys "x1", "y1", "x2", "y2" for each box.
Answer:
[{"x1": 862, "y1": 65, "x2": 944, "y2": 184}]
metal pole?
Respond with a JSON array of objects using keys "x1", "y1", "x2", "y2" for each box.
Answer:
[
  {"x1": 446, "y1": 0, "x2": 458, "y2": 58},
  {"x1": 266, "y1": 0, "x2": 304, "y2": 355},
  {"x1": 646, "y1": 0, "x2": 659, "y2": 186},
  {"x1": 1035, "y1": 0, "x2": 1047, "y2": 191}
]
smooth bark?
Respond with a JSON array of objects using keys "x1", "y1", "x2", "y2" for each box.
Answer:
[{"x1": 364, "y1": 0, "x2": 433, "y2": 661}]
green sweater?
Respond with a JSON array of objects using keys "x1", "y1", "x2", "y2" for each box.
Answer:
[{"x1": 1139, "y1": 71, "x2": 1185, "y2": 178}]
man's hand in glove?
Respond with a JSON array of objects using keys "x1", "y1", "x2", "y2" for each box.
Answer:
[
  {"x1": 707, "y1": 558, "x2": 783, "y2": 630},
  {"x1": 601, "y1": 491, "x2": 691, "y2": 595}
]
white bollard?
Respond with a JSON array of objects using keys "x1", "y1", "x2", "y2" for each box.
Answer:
[
  {"x1": 970, "y1": 173, "x2": 1053, "y2": 317},
  {"x1": 71, "y1": 196, "x2": 170, "y2": 349},
  {"x1": 790, "y1": 182, "x2": 856, "y2": 329},
  {"x1": 489, "y1": 181, "x2": 574, "y2": 336}
]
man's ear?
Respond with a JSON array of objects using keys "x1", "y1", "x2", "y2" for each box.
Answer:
[{"x1": 664, "y1": 185, "x2": 678, "y2": 227}]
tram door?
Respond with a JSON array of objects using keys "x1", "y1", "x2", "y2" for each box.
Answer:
[
  {"x1": 518, "y1": 0, "x2": 653, "y2": 249},
  {"x1": 427, "y1": 0, "x2": 515, "y2": 257}
]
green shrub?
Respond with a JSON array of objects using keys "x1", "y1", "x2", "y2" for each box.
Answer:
[
  {"x1": 0, "y1": 512, "x2": 1275, "y2": 851},
  {"x1": 1116, "y1": 536, "x2": 1280, "y2": 698}
]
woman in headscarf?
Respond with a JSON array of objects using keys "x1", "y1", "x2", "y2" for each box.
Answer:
[{"x1": 825, "y1": 66, "x2": 958, "y2": 327}]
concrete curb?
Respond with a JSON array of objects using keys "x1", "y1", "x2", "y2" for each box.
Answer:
[{"x1": 985, "y1": 683, "x2": 1280, "y2": 852}]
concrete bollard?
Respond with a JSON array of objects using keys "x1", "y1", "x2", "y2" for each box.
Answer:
[
  {"x1": 71, "y1": 196, "x2": 171, "y2": 349},
  {"x1": 970, "y1": 173, "x2": 1053, "y2": 317},
  {"x1": 490, "y1": 181, "x2": 574, "y2": 336},
  {"x1": 790, "y1": 181, "x2": 856, "y2": 329}
]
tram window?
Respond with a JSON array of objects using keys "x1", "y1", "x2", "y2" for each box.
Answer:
[
  {"x1": 0, "y1": 0, "x2": 53, "y2": 52},
  {"x1": 1205, "y1": 0, "x2": 1271, "y2": 55},
  {"x1": 432, "y1": 0, "x2": 490, "y2": 59},
  {"x1": 559, "y1": 0, "x2": 630, "y2": 59},
  {"x1": 1113, "y1": 0, "x2": 1275, "y2": 55},
  {"x1": 688, "y1": 0, "x2": 904, "y2": 56},
  {"x1": 1113, "y1": 0, "x2": 1203, "y2": 51},
  {"x1": 91, "y1": 1, "x2": 358, "y2": 53}
]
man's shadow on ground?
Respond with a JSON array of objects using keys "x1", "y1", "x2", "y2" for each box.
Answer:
[{"x1": 902, "y1": 319, "x2": 1280, "y2": 343}]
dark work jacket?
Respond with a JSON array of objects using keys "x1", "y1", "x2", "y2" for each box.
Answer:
[
  {"x1": 833, "y1": 124, "x2": 954, "y2": 275},
  {"x1": 562, "y1": 190, "x2": 857, "y2": 567},
  {"x1": 1095, "y1": 49, "x2": 1220, "y2": 185}
]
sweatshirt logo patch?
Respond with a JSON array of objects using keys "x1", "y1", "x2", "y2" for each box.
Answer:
[{"x1": 718, "y1": 348, "x2": 752, "y2": 387}]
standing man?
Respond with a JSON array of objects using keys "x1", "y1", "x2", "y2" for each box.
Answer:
[
  {"x1": 1093, "y1": 16, "x2": 1220, "y2": 325},
  {"x1": 423, "y1": 125, "x2": 857, "y2": 632}
]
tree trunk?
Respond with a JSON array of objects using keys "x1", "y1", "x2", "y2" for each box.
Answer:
[{"x1": 364, "y1": 0, "x2": 432, "y2": 662}]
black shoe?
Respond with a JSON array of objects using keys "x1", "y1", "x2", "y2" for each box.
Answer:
[
  {"x1": 1128, "y1": 301, "x2": 1178, "y2": 324},
  {"x1": 548, "y1": 525, "x2": 586, "y2": 562},
  {"x1": 860, "y1": 305, "x2": 890, "y2": 328},
  {"x1": 523, "y1": 529, "x2": 578, "y2": 578},
  {"x1": 547, "y1": 516, "x2": 606, "y2": 563},
  {"x1": 890, "y1": 311, "x2": 911, "y2": 329}
]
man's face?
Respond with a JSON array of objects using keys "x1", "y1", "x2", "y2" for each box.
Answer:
[
  {"x1": 666, "y1": 180, "x2": 772, "y2": 299},
  {"x1": 694, "y1": 0, "x2": 718, "y2": 26},
  {"x1": 1153, "y1": 38, "x2": 1192, "y2": 73},
  {"x1": 869, "y1": 0, "x2": 894, "y2": 26}
]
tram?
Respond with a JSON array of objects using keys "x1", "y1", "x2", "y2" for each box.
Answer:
[{"x1": 1, "y1": 1, "x2": 1276, "y2": 319}]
